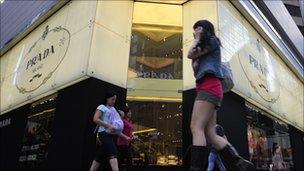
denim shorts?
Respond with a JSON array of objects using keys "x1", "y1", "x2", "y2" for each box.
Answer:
[
  {"x1": 196, "y1": 90, "x2": 222, "y2": 109},
  {"x1": 195, "y1": 75, "x2": 223, "y2": 109}
]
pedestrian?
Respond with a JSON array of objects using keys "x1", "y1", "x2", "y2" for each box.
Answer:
[
  {"x1": 207, "y1": 125, "x2": 227, "y2": 171},
  {"x1": 272, "y1": 143, "x2": 285, "y2": 171},
  {"x1": 257, "y1": 131, "x2": 268, "y2": 168},
  {"x1": 187, "y1": 19, "x2": 255, "y2": 171},
  {"x1": 117, "y1": 107, "x2": 134, "y2": 171},
  {"x1": 89, "y1": 91, "x2": 123, "y2": 171}
]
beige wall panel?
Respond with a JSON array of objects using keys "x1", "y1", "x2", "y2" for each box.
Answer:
[
  {"x1": 133, "y1": 2, "x2": 182, "y2": 26},
  {"x1": 0, "y1": 52, "x2": 11, "y2": 86},
  {"x1": 88, "y1": 0, "x2": 133, "y2": 88},
  {"x1": 1, "y1": 75, "x2": 28, "y2": 112},
  {"x1": 127, "y1": 78, "x2": 182, "y2": 99},
  {"x1": 64, "y1": 1, "x2": 97, "y2": 35}
]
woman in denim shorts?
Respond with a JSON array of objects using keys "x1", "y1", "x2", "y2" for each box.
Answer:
[{"x1": 188, "y1": 20, "x2": 255, "y2": 171}]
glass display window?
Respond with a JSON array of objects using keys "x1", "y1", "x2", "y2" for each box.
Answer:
[
  {"x1": 18, "y1": 94, "x2": 57, "y2": 169},
  {"x1": 246, "y1": 103, "x2": 293, "y2": 170},
  {"x1": 126, "y1": 2, "x2": 183, "y2": 166}
]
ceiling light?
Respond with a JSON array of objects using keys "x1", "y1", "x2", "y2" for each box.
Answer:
[{"x1": 0, "y1": 0, "x2": 4, "y2": 4}]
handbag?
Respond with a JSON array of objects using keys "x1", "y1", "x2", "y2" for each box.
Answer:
[
  {"x1": 221, "y1": 62, "x2": 234, "y2": 93},
  {"x1": 106, "y1": 107, "x2": 124, "y2": 135}
]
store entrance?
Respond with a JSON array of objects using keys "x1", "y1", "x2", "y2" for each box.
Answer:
[{"x1": 126, "y1": 1, "x2": 183, "y2": 167}]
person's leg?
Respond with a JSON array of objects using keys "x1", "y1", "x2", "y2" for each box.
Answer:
[
  {"x1": 117, "y1": 146, "x2": 123, "y2": 170},
  {"x1": 190, "y1": 100, "x2": 215, "y2": 146},
  {"x1": 90, "y1": 160, "x2": 101, "y2": 171},
  {"x1": 119, "y1": 145, "x2": 130, "y2": 171},
  {"x1": 109, "y1": 157, "x2": 119, "y2": 171},
  {"x1": 126, "y1": 146, "x2": 132, "y2": 171},
  {"x1": 206, "y1": 112, "x2": 255, "y2": 171},
  {"x1": 90, "y1": 133, "x2": 103, "y2": 171},
  {"x1": 207, "y1": 151, "x2": 216, "y2": 171},
  {"x1": 205, "y1": 112, "x2": 228, "y2": 149},
  {"x1": 215, "y1": 154, "x2": 227, "y2": 171},
  {"x1": 190, "y1": 100, "x2": 216, "y2": 171}
]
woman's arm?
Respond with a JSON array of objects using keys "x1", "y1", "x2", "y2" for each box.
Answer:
[
  {"x1": 93, "y1": 110, "x2": 113, "y2": 130},
  {"x1": 187, "y1": 40, "x2": 212, "y2": 59},
  {"x1": 119, "y1": 133, "x2": 131, "y2": 141}
]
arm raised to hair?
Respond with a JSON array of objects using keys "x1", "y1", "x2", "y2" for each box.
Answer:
[{"x1": 188, "y1": 40, "x2": 212, "y2": 59}]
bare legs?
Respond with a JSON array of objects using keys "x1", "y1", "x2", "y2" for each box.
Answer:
[
  {"x1": 89, "y1": 160, "x2": 100, "y2": 171},
  {"x1": 190, "y1": 100, "x2": 228, "y2": 149},
  {"x1": 205, "y1": 112, "x2": 228, "y2": 150},
  {"x1": 190, "y1": 100, "x2": 255, "y2": 171},
  {"x1": 190, "y1": 101, "x2": 214, "y2": 146},
  {"x1": 89, "y1": 158, "x2": 119, "y2": 171},
  {"x1": 109, "y1": 158, "x2": 119, "y2": 171}
]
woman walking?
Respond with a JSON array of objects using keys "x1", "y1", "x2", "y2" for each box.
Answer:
[
  {"x1": 90, "y1": 92, "x2": 123, "y2": 171},
  {"x1": 187, "y1": 20, "x2": 255, "y2": 171},
  {"x1": 272, "y1": 143, "x2": 285, "y2": 171},
  {"x1": 117, "y1": 107, "x2": 134, "y2": 171}
]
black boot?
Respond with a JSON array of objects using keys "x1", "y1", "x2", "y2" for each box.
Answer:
[
  {"x1": 219, "y1": 144, "x2": 255, "y2": 171},
  {"x1": 189, "y1": 146, "x2": 209, "y2": 171}
]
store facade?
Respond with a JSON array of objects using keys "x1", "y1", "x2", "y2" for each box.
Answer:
[{"x1": 0, "y1": 1, "x2": 303, "y2": 171}]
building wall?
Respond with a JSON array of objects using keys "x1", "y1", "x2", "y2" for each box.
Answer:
[
  {"x1": 0, "y1": 1, "x2": 303, "y2": 170},
  {"x1": 0, "y1": 77, "x2": 127, "y2": 171},
  {"x1": 0, "y1": 1, "x2": 97, "y2": 113},
  {"x1": 0, "y1": 104, "x2": 30, "y2": 171},
  {"x1": 1, "y1": 0, "x2": 302, "y2": 131},
  {"x1": 218, "y1": 1, "x2": 303, "y2": 131},
  {"x1": 47, "y1": 77, "x2": 126, "y2": 171}
]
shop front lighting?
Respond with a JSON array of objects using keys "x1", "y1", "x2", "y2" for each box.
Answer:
[{"x1": 133, "y1": 128, "x2": 157, "y2": 134}]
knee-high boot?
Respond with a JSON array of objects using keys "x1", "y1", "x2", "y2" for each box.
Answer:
[
  {"x1": 218, "y1": 144, "x2": 255, "y2": 171},
  {"x1": 189, "y1": 146, "x2": 209, "y2": 171}
]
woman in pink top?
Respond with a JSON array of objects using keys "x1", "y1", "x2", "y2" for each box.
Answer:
[{"x1": 117, "y1": 107, "x2": 134, "y2": 170}]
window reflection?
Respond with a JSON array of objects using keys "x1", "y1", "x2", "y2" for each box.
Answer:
[
  {"x1": 126, "y1": 2, "x2": 183, "y2": 166},
  {"x1": 128, "y1": 101, "x2": 183, "y2": 166},
  {"x1": 246, "y1": 104, "x2": 293, "y2": 170},
  {"x1": 19, "y1": 94, "x2": 57, "y2": 169},
  {"x1": 129, "y1": 25, "x2": 182, "y2": 80}
]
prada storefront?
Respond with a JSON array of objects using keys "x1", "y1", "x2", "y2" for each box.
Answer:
[{"x1": 0, "y1": 1, "x2": 303, "y2": 171}]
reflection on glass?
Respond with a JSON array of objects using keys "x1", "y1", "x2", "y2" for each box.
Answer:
[
  {"x1": 18, "y1": 94, "x2": 57, "y2": 169},
  {"x1": 128, "y1": 101, "x2": 182, "y2": 166},
  {"x1": 129, "y1": 25, "x2": 182, "y2": 80},
  {"x1": 126, "y1": 2, "x2": 183, "y2": 166},
  {"x1": 246, "y1": 105, "x2": 293, "y2": 170}
]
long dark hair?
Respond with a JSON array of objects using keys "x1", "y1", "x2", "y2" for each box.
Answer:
[
  {"x1": 102, "y1": 91, "x2": 117, "y2": 105},
  {"x1": 123, "y1": 106, "x2": 130, "y2": 119},
  {"x1": 193, "y1": 20, "x2": 221, "y2": 46},
  {"x1": 272, "y1": 142, "x2": 278, "y2": 156}
]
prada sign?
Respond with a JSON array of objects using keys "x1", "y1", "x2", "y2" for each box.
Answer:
[
  {"x1": 238, "y1": 39, "x2": 280, "y2": 103},
  {"x1": 0, "y1": 118, "x2": 11, "y2": 128},
  {"x1": 16, "y1": 26, "x2": 70, "y2": 94}
]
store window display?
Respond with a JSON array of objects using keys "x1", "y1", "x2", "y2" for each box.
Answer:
[
  {"x1": 18, "y1": 94, "x2": 57, "y2": 169},
  {"x1": 246, "y1": 104, "x2": 293, "y2": 170},
  {"x1": 127, "y1": 101, "x2": 182, "y2": 166},
  {"x1": 126, "y1": 2, "x2": 183, "y2": 166}
]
